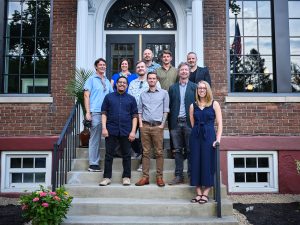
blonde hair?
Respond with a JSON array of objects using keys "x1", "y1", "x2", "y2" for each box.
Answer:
[{"x1": 195, "y1": 80, "x2": 213, "y2": 107}]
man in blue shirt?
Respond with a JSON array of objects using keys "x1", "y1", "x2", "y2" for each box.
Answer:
[
  {"x1": 84, "y1": 58, "x2": 113, "y2": 172},
  {"x1": 99, "y1": 76, "x2": 138, "y2": 186}
]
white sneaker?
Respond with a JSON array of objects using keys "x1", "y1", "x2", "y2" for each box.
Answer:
[
  {"x1": 122, "y1": 177, "x2": 131, "y2": 186},
  {"x1": 137, "y1": 164, "x2": 142, "y2": 172},
  {"x1": 99, "y1": 178, "x2": 111, "y2": 186}
]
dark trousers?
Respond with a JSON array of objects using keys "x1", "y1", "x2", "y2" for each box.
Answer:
[
  {"x1": 104, "y1": 135, "x2": 131, "y2": 178},
  {"x1": 131, "y1": 128, "x2": 142, "y2": 155},
  {"x1": 170, "y1": 121, "x2": 191, "y2": 178}
]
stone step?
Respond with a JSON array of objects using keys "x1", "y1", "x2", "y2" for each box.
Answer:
[
  {"x1": 71, "y1": 158, "x2": 187, "y2": 171},
  {"x1": 67, "y1": 170, "x2": 188, "y2": 185},
  {"x1": 76, "y1": 146, "x2": 173, "y2": 159},
  {"x1": 67, "y1": 197, "x2": 234, "y2": 217},
  {"x1": 62, "y1": 215, "x2": 238, "y2": 225},
  {"x1": 65, "y1": 184, "x2": 228, "y2": 199}
]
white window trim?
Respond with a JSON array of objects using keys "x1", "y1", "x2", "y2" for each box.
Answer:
[
  {"x1": 225, "y1": 96, "x2": 300, "y2": 103},
  {"x1": 227, "y1": 151, "x2": 278, "y2": 193},
  {"x1": 1, "y1": 151, "x2": 52, "y2": 192}
]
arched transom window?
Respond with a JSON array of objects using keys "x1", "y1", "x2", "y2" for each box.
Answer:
[{"x1": 105, "y1": 0, "x2": 176, "y2": 30}]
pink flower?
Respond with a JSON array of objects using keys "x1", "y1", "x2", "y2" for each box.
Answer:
[
  {"x1": 32, "y1": 197, "x2": 39, "y2": 202},
  {"x1": 42, "y1": 202, "x2": 49, "y2": 207},
  {"x1": 50, "y1": 191, "x2": 56, "y2": 196},
  {"x1": 53, "y1": 196, "x2": 61, "y2": 201},
  {"x1": 39, "y1": 192, "x2": 47, "y2": 197},
  {"x1": 21, "y1": 204, "x2": 28, "y2": 210}
]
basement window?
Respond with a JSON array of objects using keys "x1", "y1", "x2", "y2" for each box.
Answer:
[
  {"x1": 1, "y1": 151, "x2": 52, "y2": 192},
  {"x1": 227, "y1": 151, "x2": 278, "y2": 193}
]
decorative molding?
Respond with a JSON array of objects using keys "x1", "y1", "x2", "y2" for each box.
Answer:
[{"x1": 88, "y1": 0, "x2": 96, "y2": 13}]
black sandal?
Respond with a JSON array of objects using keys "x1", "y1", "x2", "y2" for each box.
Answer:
[
  {"x1": 191, "y1": 195, "x2": 202, "y2": 203},
  {"x1": 199, "y1": 195, "x2": 209, "y2": 204}
]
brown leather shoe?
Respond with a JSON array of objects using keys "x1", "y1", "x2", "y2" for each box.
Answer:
[
  {"x1": 156, "y1": 177, "x2": 165, "y2": 187},
  {"x1": 135, "y1": 177, "x2": 149, "y2": 186}
]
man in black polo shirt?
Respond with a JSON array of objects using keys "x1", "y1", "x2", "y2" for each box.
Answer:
[
  {"x1": 187, "y1": 52, "x2": 211, "y2": 86},
  {"x1": 99, "y1": 76, "x2": 138, "y2": 186}
]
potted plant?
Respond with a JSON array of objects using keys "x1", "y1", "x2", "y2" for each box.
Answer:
[
  {"x1": 66, "y1": 68, "x2": 94, "y2": 147},
  {"x1": 20, "y1": 185, "x2": 73, "y2": 225}
]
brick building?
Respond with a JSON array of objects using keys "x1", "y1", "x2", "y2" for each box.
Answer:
[{"x1": 0, "y1": 0, "x2": 299, "y2": 193}]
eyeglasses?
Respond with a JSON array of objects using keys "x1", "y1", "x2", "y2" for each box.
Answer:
[
  {"x1": 139, "y1": 81, "x2": 143, "y2": 89},
  {"x1": 198, "y1": 87, "x2": 207, "y2": 90},
  {"x1": 117, "y1": 81, "x2": 127, "y2": 84}
]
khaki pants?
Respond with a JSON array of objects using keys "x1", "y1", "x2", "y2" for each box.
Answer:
[{"x1": 140, "y1": 124, "x2": 164, "y2": 178}]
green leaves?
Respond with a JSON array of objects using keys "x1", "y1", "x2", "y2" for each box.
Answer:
[{"x1": 19, "y1": 185, "x2": 73, "y2": 225}]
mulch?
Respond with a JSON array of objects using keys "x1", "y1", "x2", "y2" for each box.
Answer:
[
  {"x1": 233, "y1": 202, "x2": 300, "y2": 225},
  {"x1": 0, "y1": 203, "x2": 299, "y2": 225}
]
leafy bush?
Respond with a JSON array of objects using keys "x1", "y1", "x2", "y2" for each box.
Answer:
[{"x1": 20, "y1": 185, "x2": 73, "y2": 225}]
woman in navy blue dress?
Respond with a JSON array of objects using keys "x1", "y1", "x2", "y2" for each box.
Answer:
[{"x1": 189, "y1": 80, "x2": 222, "y2": 204}]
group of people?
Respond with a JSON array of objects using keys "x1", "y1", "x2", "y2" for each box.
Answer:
[{"x1": 83, "y1": 49, "x2": 222, "y2": 204}]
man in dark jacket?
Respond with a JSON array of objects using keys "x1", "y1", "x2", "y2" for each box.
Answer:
[
  {"x1": 187, "y1": 52, "x2": 211, "y2": 86},
  {"x1": 168, "y1": 62, "x2": 197, "y2": 185}
]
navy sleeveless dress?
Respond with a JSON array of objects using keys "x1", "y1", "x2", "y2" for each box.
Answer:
[{"x1": 189, "y1": 102, "x2": 216, "y2": 187}]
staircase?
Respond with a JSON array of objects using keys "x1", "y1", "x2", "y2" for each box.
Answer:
[{"x1": 62, "y1": 143, "x2": 238, "y2": 225}]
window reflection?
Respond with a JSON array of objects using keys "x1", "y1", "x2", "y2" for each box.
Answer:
[
  {"x1": 105, "y1": 0, "x2": 176, "y2": 30},
  {"x1": 229, "y1": 0, "x2": 273, "y2": 92},
  {"x1": 3, "y1": 0, "x2": 50, "y2": 94}
]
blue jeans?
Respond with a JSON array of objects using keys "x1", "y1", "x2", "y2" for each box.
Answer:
[
  {"x1": 88, "y1": 113, "x2": 101, "y2": 166},
  {"x1": 103, "y1": 135, "x2": 131, "y2": 178},
  {"x1": 170, "y1": 121, "x2": 191, "y2": 178}
]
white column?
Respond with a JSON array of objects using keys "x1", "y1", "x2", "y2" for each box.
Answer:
[
  {"x1": 76, "y1": 0, "x2": 89, "y2": 69},
  {"x1": 186, "y1": 8, "x2": 193, "y2": 54},
  {"x1": 192, "y1": 0, "x2": 204, "y2": 66}
]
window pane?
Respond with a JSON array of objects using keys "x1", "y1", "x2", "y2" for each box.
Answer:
[
  {"x1": 235, "y1": 172, "x2": 245, "y2": 182},
  {"x1": 6, "y1": 19, "x2": 21, "y2": 37},
  {"x1": 291, "y1": 56, "x2": 300, "y2": 92},
  {"x1": 246, "y1": 172, "x2": 256, "y2": 182},
  {"x1": 244, "y1": 19, "x2": 257, "y2": 36},
  {"x1": 11, "y1": 158, "x2": 21, "y2": 168},
  {"x1": 7, "y1": 1, "x2": 21, "y2": 19},
  {"x1": 234, "y1": 158, "x2": 245, "y2": 168},
  {"x1": 289, "y1": 19, "x2": 300, "y2": 36},
  {"x1": 258, "y1": 172, "x2": 268, "y2": 182},
  {"x1": 258, "y1": 1, "x2": 270, "y2": 18},
  {"x1": 11, "y1": 173, "x2": 22, "y2": 183},
  {"x1": 21, "y1": 57, "x2": 34, "y2": 74},
  {"x1": 37, "y1": 19, "x2": 50, "y2": 37},
  {"x1": 35, "y1": 173, "x2": 46, "y2": 182},
  {"x1": 263, "y1": 56, "x2": 273, "y2": 74},
  {"x1": 259, "y1": 38, "x2": 272, "y2": 55},
  {"x1": 24, "y1": 173, "x2": 34, "y2": 183},
  {"x1": 23, "y1": 158, "x2": 34, "y2": 168},
  {"x1": 243, "y1": 1, "x2": 256, "y2": 18},
  {"x1": 246, "y1": 158, "x2": 257, "y2": 168},
  {"x1": 244, "y1": 37, "x2": 257, "y2": 54},
  {"x1": 35, "y1": 158, "x2": 46, "y2": 168},
  {"x1": 258, "y1": 19, "x2": 271, "y2": 36},
  {"x1": 290, "y1": 38, "x2": 300, "y2": 55},
  {"x1": 289, "y1": 1, "x2": 300, "y2": 18},
  {"x1": 258, "y1": 157, "x2": 269, "y2": 168},
  {"x1": 5, "y1": 38, "x2": 21, "y2": 56}
]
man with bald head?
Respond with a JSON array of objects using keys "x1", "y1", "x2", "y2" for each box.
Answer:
[{"x1": 143, "y1": 48, "x2": 161, "y2": 73}]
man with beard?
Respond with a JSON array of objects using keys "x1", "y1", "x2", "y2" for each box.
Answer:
[
  {"x1": 99, "y1": 76, "x2": 138, "y2": 186},
  {"x1": 143, "y1": 48, "x2": 161, "y2": 73},
  {"x1": 187, "y1": 52, "x2": 211, "y2": 86}
]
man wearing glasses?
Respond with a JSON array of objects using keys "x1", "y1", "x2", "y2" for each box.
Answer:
[
  {"x1": 99, "y1": 76, "x2": 138, "y2": 186},
  {"x1": 128, "y1": 61, "x2": 161, "y2": 171}
]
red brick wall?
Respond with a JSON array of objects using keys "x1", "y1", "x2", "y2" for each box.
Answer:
[
  {"x1": 0, "y1": 0, "x2": 77, "y2": 136},
  {"x1": 204, "y1": 0, "x2": 300, "y2": 136}
]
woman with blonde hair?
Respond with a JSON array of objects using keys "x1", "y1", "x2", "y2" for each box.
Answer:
[{"x1": 189, "y1": 80, "x2": 222, "y2": 204}]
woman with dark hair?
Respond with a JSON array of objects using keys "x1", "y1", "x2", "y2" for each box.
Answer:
[
  {"x1": 189, "y1": 80, "x2": 223, "y2": 204},
  {"x1": 111, "y1": 59, "x2": 138, "y2": 92}
]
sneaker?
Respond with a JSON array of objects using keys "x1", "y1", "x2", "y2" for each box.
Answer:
[
  {"x1": 168, "y1": 176, "x2": 184, "y2": 185},
  {"x1": 137, "y1": 164, "x2": 142, "y2": 172},
  {"x1": 88, "y1": 165, "x2": 102, "y2": 172},
  {"x1": 122, "y1": 177, "x2": 131, "y2": 186},
  {"x1": 99, "y1": 178, "x2": 111, "y2": 186}
]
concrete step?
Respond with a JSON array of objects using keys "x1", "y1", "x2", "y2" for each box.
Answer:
[
  {"x1": 71, "y1": 158, "x2": 187, "y2": 171},
  {"x1": 76, "y1": 146, "x2": 173, "y2": 159},
  {"x1": 65, "y1": 184, "x2": 228, "y2": 199},
  {"x1": 62, "y1": 215, "x2": 238, "y2": 225},
  {"x1": 67, "y1": 170, "x2": 188, "y2": 185},
  {"x1": 67, "y1": 197, "x2": 234, "y2": 217}
]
